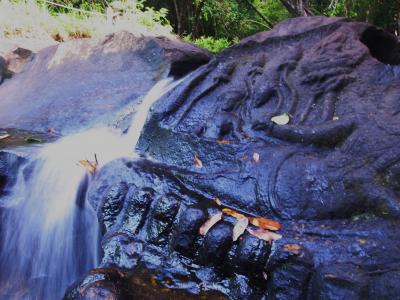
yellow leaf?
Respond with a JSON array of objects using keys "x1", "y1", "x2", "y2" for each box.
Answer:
[
  {"x1": 253, "y1": 152, "x2": 260, "y2": 163},
  {"x1": 247, "y1": 227, "x2": 282, "y2": 242},
  {"x1": 199, "y1": 212, "x2": 222, "y2": 236},
  {"x1": 248, "y1": 217, "x2": 281, "y2": 231},
  {"x1": 79, "y1": 160, "x2": 98, "y2": 174},
  {"x1": 0, "y1": 134, "x2": 10, "y2": 140},
  {"x1": 194, "y1": 155, "x2": 203, "y2": 168},
  {"x1": 271, "y1": 113, "x2": 290, "y2": 125},
  {"x1": 232, "y1": 217, "x2": 248, "y2": 241},
  {"x1": 222, "y1": 208, "x2": 246, "y2": 219}
]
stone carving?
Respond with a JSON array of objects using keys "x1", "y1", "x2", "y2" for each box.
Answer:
[{"x1": 66, "y1": 17, "x2": 400, "y2": 299}]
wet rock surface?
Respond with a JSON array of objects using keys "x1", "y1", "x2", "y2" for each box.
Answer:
[
  {"x1": 0, "y1": 128, "x2": 57, "y2": 201},
  {"x1": 0, "y1": 32, "x2": 210, "y2": 134},
  {"x1": 29, "y1": 17, "x2": 400, "y2": 299}
]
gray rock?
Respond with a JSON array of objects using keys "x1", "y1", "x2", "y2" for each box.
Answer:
[{"x1": 0, "y1": 32, "x2": 210, "y2": 134}]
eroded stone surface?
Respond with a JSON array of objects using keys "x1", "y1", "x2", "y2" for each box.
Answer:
[
  {"x1": 66, "y1": 17, "x2": 400, "y2": 299},
  {"x1": 0, "y1": 32, "x2": 210, "y2": 134}
]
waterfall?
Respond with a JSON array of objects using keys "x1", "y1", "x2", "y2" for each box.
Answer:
[{"x1": 0, "y1": 78, "x2": 178, "y2": 299}]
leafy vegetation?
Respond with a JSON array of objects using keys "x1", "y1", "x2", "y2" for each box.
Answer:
[
  {"x1": 183, "y1": 36, "x2": 235, "y2": 53},
  {"x1": 0, "y1": 0, "x2": 399, "y2": 52},
  {"x1": 0, "y1": 0, "x2": 172, "y2": 42}
]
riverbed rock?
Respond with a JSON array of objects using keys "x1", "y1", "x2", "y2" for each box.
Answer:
[
  {"x1": 0, "y1": 32, "x2": 210, "y2": 134},
  {"x1": 63, "y1": 17, "x2": 400, "y2": 299}
]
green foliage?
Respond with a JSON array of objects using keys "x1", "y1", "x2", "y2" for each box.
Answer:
[
  {"x1": 1, "y1": 0, "x2": 399, "y2": 46},
  {"x1": 0, "y1": 0, "x2": 172, "y2": 42},
  {"x1": 184, "y1": 35, "x2": 236, "y2": 52},
  {"x1": 310, "y1": 0, "x2": 399, "y2": 33}
]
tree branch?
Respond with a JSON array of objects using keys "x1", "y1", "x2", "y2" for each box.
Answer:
[{"x1": 243, "y1": 0, "x2": 274, "y2": 28}]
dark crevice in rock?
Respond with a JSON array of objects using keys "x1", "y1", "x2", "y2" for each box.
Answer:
[
  {"x1": 361, "y1": 27, "x2": 400, "y2": 65},
  {"x1": 169, "y1": 57, "x2": 211, "y2": 78},
  {"x1": 0, "y1": 175, "x2": 7, "y2": 196}
]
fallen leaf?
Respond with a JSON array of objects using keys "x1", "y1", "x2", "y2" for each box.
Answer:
[
  {"x1": 194, "y1": 155, "x2": 203, "y2": 168},
  {"x1": 271, "y1": 113, "x2": 290, "y2": 125},
  {"x1": 233, "y1": 217, "x2": 248, "y2": 241},
  {"x1": 0, "y1": 134, "x2": 10, "y2": 140},
  {"x1": 222, "y1": 208, "x2": 246, "y2": 219},
  {"x1": 79, "y1": 159, "x2": 98, "y2": 174},
  {"x1": 214, "y1": 197, "x2": 222, "y2": 206},
  {"x1": 199, "y1": 212, "x2": 222, "y2": 236},
  {"x1": 253, "y1": 152, "x2": 260, "y2": 163},
  {"x1": 284, "y1": 244, "x2": 301, "y2": 253},
  {"x1": 25, "y1": 137, "x2": 42, "y2": 143},
  {"x1": 248, "y1": 217, "x2": 281, "y2": 231},
  {"x1": 217, "y1": 139, "x2": 231, "y2": 145},
  {"x1": 262, "y1": 272, "x2": 268, "y2": 281},
  {"x1": 247, "y1": 227, "x2": 282, "y2": 242},
  {"x1": 332, "y1": 116, "x2": 339, "y2": 121}
]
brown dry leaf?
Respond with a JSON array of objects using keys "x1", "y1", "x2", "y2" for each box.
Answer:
[
  {"x1": 194, "y1": 155, "x2": 203, "y2": 168},
  {"x1": 232, "y1": 217, "x2": 249, "y2": 241},
  {"x1": 199, "y1": 212, "x2": 222, "y2": 236},
  {"x1": 248, "y1": 217, "x2": 281, "y2": 231},
  {"x1": 222, "y1": 208, "x2": 246, "y2": 219},
  {"x1": 247, "y1": 227, "x2": 282, "y2": 242},
  {"x1": 253, "y1": 152, "x2": 260, "y2": 163},
  {"x1": 0, "y1": 134, "x2": 10, "y2": 140},
  {"x1": 214, "y1": 197, "x2": 222, "y2": 206},
  {"x1": 284, "y1": 244, "x2": 301, "y2": 253},
  {"x1": 79, "y1": 160, "x2": 98, "y2": 174},
  {"x1": 217, "y1": 139, "x2": 231, "y2": 145}
]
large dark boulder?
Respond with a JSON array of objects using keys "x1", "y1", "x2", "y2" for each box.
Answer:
[
  {"x1": 0, "y1": 32, "x2": 210, "y2": 134},
  {"x1": 65, "y1": 17, "x2": 400, "y2": 299}
]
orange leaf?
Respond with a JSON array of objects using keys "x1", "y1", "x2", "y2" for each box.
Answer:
[
  {"x1": 217, "y1": 139, "x2": 231, "y2": 145},
  {"x1": 199, "y1": 212, "x2": 222, "y2": 236},
  {"x1": 194, "y1": 155, "x2": 203, "y2": 168},
  {"x1": 247, "y1": 228, "x2": 282, "y2": 242},
  {"x1": 248, "y1": 217, "x2": 281, "y2": 231},
  {"x1": 232, "y1": 217, "x2": 248, "y2": 241},
  {"x1": 284, "y1": 244, "x2": 301, "y2": 253},
  {"x1": 79, "y1": 160, "x2": 98, "y2": 174},
  {"x1": 222, "y1": 208, "x2": 246, "y2": 219}
]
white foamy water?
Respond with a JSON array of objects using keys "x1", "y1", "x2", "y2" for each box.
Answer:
[{"x1": 0, "y1": 78, "x2": 179, "y2": 299}]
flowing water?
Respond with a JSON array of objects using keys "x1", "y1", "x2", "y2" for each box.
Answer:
[{"x1": 0, "y1": 78, "x2": 178, "y2": 299}]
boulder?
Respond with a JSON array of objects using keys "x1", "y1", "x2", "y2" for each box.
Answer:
[
  {"x1": 0, "y1": 32, "x2": 210, "y2": 134},
  {"x1": 60, "y1": 17, "x2": 400, "y2": 299}
]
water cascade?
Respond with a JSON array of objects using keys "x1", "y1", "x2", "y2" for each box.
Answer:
[{"x1": 0, "y1": 78, "x2": 178, "y2": 299}]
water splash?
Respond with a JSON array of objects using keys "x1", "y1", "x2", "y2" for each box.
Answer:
[{"x1": 0, "y1": 78, "x2": 179, "y2": 299}]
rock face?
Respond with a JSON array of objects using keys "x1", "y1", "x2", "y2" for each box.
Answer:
[
  {"x1": 0, "y1": 32, "x2": 210, "y2": 134},
  {"x1": 64, "y1": 17, "x2": 400, "y2": 299}
]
